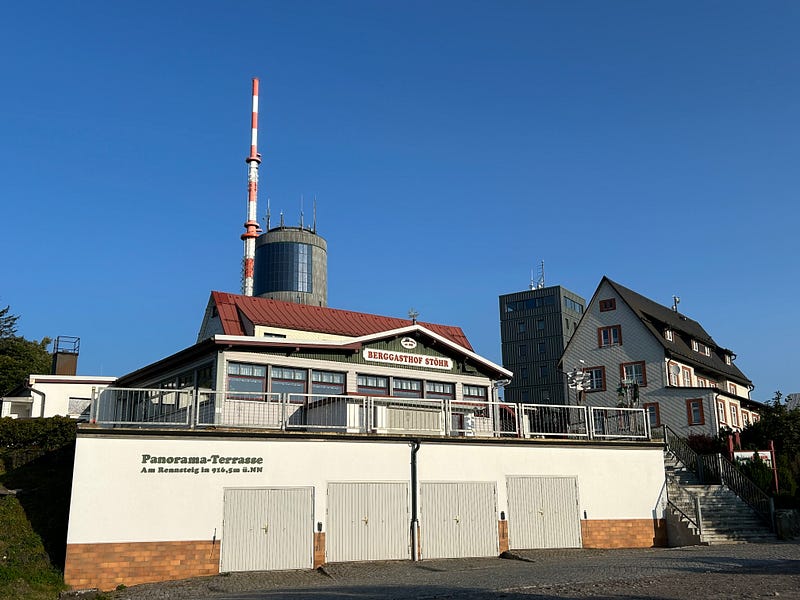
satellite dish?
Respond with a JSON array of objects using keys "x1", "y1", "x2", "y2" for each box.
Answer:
[{"x1": 670, "y1": 364, "x2": 681, "y2": 376}]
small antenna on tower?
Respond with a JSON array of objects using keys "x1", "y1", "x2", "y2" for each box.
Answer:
[
  {"x1": 266, "y1": 198, "x2": 271, "y2": 230},
  {"x1": 537, "y1": 260, "x2": 545, "y2": 289},
  {"x1": 312, "y1": 196, "x2": 317, "y2": 233}
]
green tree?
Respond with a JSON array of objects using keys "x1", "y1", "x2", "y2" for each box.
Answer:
[
  {"x1": 0, "y1": 337, "x2": 52, "y2": 396},
  {"x1": 740, "y1": 391, "x2": 800, "y2": 505},
  {"x1": 0, "y1": 305, "x2": 19, "y2": 338}
]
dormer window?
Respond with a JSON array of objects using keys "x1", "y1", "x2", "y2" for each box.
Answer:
[
  {"x1": 692, "y1": 340, "x2": 711, "y2": 356},
  {"x1": 724, "y1": 354, "x2": 732, "y2": 365},
  {"x1": 664, "y1": 329, "x2": 673, "y2": 342},
  {"x1": 599, "y1": 298, "x2": 616, "y2": 312}
]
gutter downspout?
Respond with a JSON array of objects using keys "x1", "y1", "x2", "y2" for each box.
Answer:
[
  {"x1": 410, "y1": 440, "x2": 420, "y2": 561},
  {"x1": 28, "y1": 385, "x2": 46, "y2": 418}
]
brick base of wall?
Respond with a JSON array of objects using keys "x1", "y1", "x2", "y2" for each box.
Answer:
[
  {"x1": 581, "y1": 519, "x2": 668, "y2": 548},
  {"x1": 498, "y1": 520, "x2": 509, "y2": 553},
  {"x1": 64, "y1": 540, "x2": 220, "y2": 591},
  {"x1": 313, "y1": 532, "x2": 326, "y2": 568}
]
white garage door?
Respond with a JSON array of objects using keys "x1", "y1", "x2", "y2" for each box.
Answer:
[
  {"x1": 420, "y1": 482, "x2": 498, "y2": 559},
  {"x1": 327, "y1": 482, "x2": 409, "y2": 562},
  {"x1": 221, "y1": 487, "x2": 313, "y2": 572},
  {"x1": 507, "y1": 476, "x2": 582, "y2": 549}
]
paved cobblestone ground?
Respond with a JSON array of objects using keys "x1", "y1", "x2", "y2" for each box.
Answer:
[{"x1": 110, "y1": 542, "x2": 800, "y2": 600}]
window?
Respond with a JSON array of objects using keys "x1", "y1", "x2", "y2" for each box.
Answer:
[
  {"x1": 724, "y1": 354, "x2": 732, "y2": 365},
  {"x1": 521, "y1": 390, "x2": 530, "y2": 403},
  {"x1": 664, "y1": 329, "x2": 673, "y2": 342},
  {"x1": 520, "y1": 367, "x2": 528, "y2": 382},
  {"x1": 717, "y1": 400, "x2": 726, "y2": 424},
  {"x1": 537, "y1": 342, "x2": 546, "y2": 355},
  {"x1": 620, "y1": 361, "x2": 647, "y2": 386},
  {"x1": 270, "y1": 366, "x2": 307, "y2": 396},
  {"x1": 564, "y1": 297, "x2": 584, "y2": 314},
  {"x1": 519, "y1": 344, "x2": 528, "y2": 358},
  {"x1": 668, "y1": 363, "x2": 679, "y2": 386},
  {"x1": 686, "y1": 399, "x2": 705, "y2": 425},
  {"x1": 254, "y1": 241, "x2": 313, "y2": 295},
  {"x1": 697, "y1": 376, "x2": 708, "y2": 388},
  {"x1": 536, "y1": 318, "x2": 545, "y2": 331},
  {"x1": 742, "y1": 411, "x2": 750, "y2": 426},
  {"x1": 426, "y1": 381, "x2": 455, "y2": 400},
  {"x1": 504, "y1": 295, "x2": 556, "y2": 312},
  {"x1": 599, "y1": 298, "x2": 616, "y2": 312},
  {"x1": 357, "y1": 375, "x2": 388, "y2": 396},
  {"x1": 538, "y1": 365, "x2": 548, "y2": 379},
  {"x1": 227, "y1": 362, "x2": 267, "y2": 398},
  {"x1": 586, "y1": 366, "x2": 606, "y2": 392},
  {"x1": 681, "y1": 367, "x2": 692, "y2": 387},
  {"x1": 311, "y1": 370, "x2": 345, "y2": 396},
  {"x1": 692, "y1": 340, "x2": 711, "y2": 356},
  {"x1": 391, "y1": 378, "x2": 422, "y2": 398},
  {"x1": 728, "y1": 383, "x2": 737, "y2": 396},
  {"x1": 643, "y1": 402, "x2": 661, "y2": 427},
  {"x1": 598, "y1": 325, "x2": 622, "y2": 347},
  {"x1": 463, "y1": 385, "x2": 487, "y2": 402},
  {"x1": 517, "y1": 321, "x2": 526, "y2": 333},
  {"x1": 730, "y1": 405, "x2": 739, "y2": 427}
]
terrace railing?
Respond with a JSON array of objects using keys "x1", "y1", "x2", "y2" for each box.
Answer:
[{"x1": 91, "y1": 387, "x2": 650, "y2": 441}]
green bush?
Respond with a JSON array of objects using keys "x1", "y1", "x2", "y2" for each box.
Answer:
[{"x1": 0, "y1": 416, "x2": 77, "y2": 451}]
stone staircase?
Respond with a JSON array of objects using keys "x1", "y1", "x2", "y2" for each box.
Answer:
[{"x1": 664, "y1": 450, "x2": 776, "y2": 545}]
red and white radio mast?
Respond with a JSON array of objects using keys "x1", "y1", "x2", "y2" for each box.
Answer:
[{"x1": 241, "y1": 77, "x2": 262, "y2": 296}]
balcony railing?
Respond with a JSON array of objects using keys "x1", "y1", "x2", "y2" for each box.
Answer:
[{"x1": 90, "y1": 388, "x2": 651, "y2": 441}]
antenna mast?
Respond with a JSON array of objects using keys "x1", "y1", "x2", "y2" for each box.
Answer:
[{"x1": 241, "y1": 78, "x2": 262, "y2": 296}]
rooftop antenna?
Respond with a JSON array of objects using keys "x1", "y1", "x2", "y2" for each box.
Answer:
[
  {"x1": 537, "y1": 260, "x2": 545, "y2": 289},
  {"x1": 265, "y1": 197, "x2": 271, "y2": 231},
  {"x1": 300, "y1": 194, "x2": 304, "y2": 229},
  {"x1": 312, "y1": 196, "x2": 317, "y2": 233},
  {"x1": 672, "y1": 295, "x2": 681, "y2": 312},
  {"x1": 241, "y1": 77, "x2": 262, "y2": 296},
  {"x1": 279, "y1": 211, "x2": 285, "y2": 227},
  {"x1": 408, "y1": 308, "x2": 419, "y2": 324},
  {"x1": 529, "y1": 269, "x2": 535, "y2": 291}
]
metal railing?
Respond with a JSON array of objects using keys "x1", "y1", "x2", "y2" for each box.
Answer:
[
  {"x1": 662, "y1": 425, "x2": 774, "y2": 529},
  {"x1": 91, "y1": 387, "x2": 650, "y2": 441},
  {"x1": 589, "y1": 407, "x2": 650, "y2": 440}
]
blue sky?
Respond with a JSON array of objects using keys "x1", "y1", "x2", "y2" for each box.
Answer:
[{"x1": 1, "y1": 1, "x2": 797, "y2": 400}]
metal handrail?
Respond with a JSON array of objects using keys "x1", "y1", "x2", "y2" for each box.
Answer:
[
  {"x1": 666, "y1": 498, "x2": 701, "y2": 533},
  {"x1": 662, "y1": 425, "x2": 774, "y2": 530},
  {"x1": 662, "y1": 425, "x2": 699, "y2": 474}
]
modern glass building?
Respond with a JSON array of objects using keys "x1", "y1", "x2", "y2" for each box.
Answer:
[
  {"x1": 499, "y1": 285, "x2": 586, "y2": 405},
  {"x1": 254, "y1": 226, "x2": 328, "y2": 306}
]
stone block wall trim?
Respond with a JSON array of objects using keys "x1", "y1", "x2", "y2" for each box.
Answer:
[
  {"x1": 313, "y1": 532, "x2": 326, "y2": 568},
  {"x1": 64, "y1": 540, "x2": 221, "y2": 591},
  {"x1": 498, "y1": 520, "x2": 509, "y2": 553},
  {"x1": 581, "y1": 518, "x2": 668, "y2": 548}
]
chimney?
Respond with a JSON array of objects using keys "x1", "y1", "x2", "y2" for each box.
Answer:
[{"x1": 51, "y1": 336, "x2": 80, "y2": 375}]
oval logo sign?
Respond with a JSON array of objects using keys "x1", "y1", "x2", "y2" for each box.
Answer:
[{"x1": 400, "y1": 337, "x2": 417, "y2": 349}]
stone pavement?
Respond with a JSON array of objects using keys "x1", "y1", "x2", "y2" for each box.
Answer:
[{"x1": 111, "y1": 542, "x2": 800, "y2": 600}]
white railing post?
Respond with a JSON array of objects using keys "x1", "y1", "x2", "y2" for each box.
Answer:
[{"x1": 280, "y1": 393, "x2": 287, "y2": 431}]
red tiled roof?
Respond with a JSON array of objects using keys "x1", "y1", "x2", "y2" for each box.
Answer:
[{"x1": 210, "y1": 291, "x2": 474, "y2": 350}]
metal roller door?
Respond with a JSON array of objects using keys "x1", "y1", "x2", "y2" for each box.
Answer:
[
  {"x1": 327, "y1": 482, "x2": 409, "y2": 562},
  {"x1": 507, "y1": 476, "x2": 582, "y2": 549},
  {"x1": 420, "y1": 482, "x2": 498, "y2": 559},
  {"x1": 221, "y1": 487, "x2": 314, "y2": 572}
]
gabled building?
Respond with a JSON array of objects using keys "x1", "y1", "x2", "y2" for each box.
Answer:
[
  {"x1": 561, "y1": 277, "x2": 762, "y2": 437},
  {"x1": 108, "y1": 291, "x2": 512, "y2": 434}
]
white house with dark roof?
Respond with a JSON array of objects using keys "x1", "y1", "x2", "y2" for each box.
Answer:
[{"x1": 561, "y1": 277, "x2": 763, "y2": 438}]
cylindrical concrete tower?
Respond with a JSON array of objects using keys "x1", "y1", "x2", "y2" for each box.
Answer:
[{"x1": 253, "y1": 225, "x2": 328, "y2": 306}]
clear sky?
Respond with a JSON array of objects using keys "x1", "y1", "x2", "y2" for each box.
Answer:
[{"x1": 2, "y1": 1, "x2": 798, "y2": 401}]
